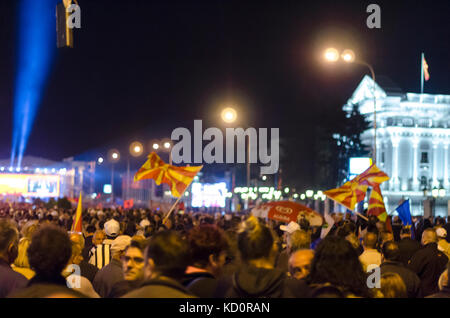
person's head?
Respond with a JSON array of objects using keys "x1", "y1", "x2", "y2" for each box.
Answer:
[
  {"x1": 92, "y1": 230, "x2": 105, "y2": 245},
  {"x1": 376, "y1": 221, "x2": 386, "y2": 232},
  {"x1": 422, "y1": 228, "x2": 438, "y2": 245},
  {"x1": 380, "y1": 231, "x2": 394, "y2": 245},
  {"x1": 400, "y1": 227, "x2": 412, "y2": 239},
  {"x1": 104, "y1": 219, "x2": 120, "y2": 239},
  {"x1": 0, "y1": 219, "x2": 19, "y2": 264},
  {"x1": 144, "y1": 230, "x2": 190, "y2": 281},
  {"x1": 69, "y1": 233, "x2": 85, "y2": 250},
  {"x1": 122, "y1": 239, "x2": 147, "y2": 282},
  {"x1": 362, "y1": 232, "x2": 378, "y2": 250},
  {"x1": 288, "y1": 249, "x2": 314, "y2": 280},
  {"x1": 237, "y1": 216, "x2": 278, "y2": 266},
  {"x1": 68, "y1": 241, "x2": 83, "y2": 266},
  {"x1": 28, "y1": 225, "x2": 72, "y2": 278},
  {"x1": 14, "y1": 238, "x2": 32, "y2": 268},
  {"x1": 287, "y1": 230, "x2": 311, "y2": 253},
  {"x1": 436, "y1": 227, "x2": 447, "y2": 240},
  {"x1": 381, "y1": 241, "x2": 399, "y2": 262},
  {"x1": 379, "y1": 272, "x2": 407, "y2": 298},
  {"x1": 187, "y1": 225, "x2": 228, "y2": 276},
  {"x1": 308, "y1": 236, "x2": 371, "y2": 297},
  {"x1": 85, "y1": 225, "x2": 96, "y2": 236},
  {"x1": 111, "y1": 235, "x2": 132, "y2": 260}
]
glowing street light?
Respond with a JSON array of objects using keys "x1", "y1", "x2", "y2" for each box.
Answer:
[
  {"x1": 341, "y1": 49, "x2": 355, "y2": 63},
  {"x1": 129, "y1": 141, "x2": 144, "y2": 157},
  {"x1": 163, "y1": 141, "x2": 172, "y2": 149},
  {"x1": 324, "y1": 48, "x2": 339, "y2": 62},
  {"x1": 97, "y1": 157, "x2": 104, "y2": 164},
  {"x1": 323, "y1": 47, "x2": 377, "y2": 163},
  {"x1": 221, "y1": 107, "x2": 237, "y2": 124},
  {"x1": 152, "y1": 143, "x2": 159, "y2": 150},
  {"x1": 306, "y1": 190, "x2": 314, "y2": 198}
]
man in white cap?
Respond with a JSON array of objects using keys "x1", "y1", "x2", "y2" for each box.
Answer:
[
  {"x1": 93, "y1": 235, "x2": 132, "y2": 298},
  {"x1": 276, "y1": 221, "x2": 301, "y2": 272},
  {"x1": 437, "y1": 227, "x2": 450, "y2": 259},
  {"x1": 89, "y1": 219, "x2": 120, "y2": 270}
]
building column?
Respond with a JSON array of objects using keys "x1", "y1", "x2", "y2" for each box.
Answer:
[
  {"x1": 444, "y1": 141, "x2": 449, "y2": 190},
  {"x1": 412, "y1": 138, "x2": 420, "y2": 191},
  {"x1": 391, "y1": 137, "x2": 400, "y2": 191},
  {"x1": 432, "y1": 140, "x2": 440, "y2": 188}
]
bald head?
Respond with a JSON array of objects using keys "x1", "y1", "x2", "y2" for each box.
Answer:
[
  {"x1": 288, "y1": 249, "x2": 314, "y2": 280},
  {"x1": 363, "y1": 232, "x2": 378, "y2": 249},
  {"x1": 422, "y1": 228, "x2": 438, "y2": 245}
]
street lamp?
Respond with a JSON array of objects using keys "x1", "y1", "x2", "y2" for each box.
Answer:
[
  {"x1": 221, "y1": 107, "x2": 237, "y2": 124},
  {"x1": 97, "y1": 157, "x2": 104, "y2": 164},
  {"x1": 108, "y1": 149, "x2": 120, "y2": 203},
  {"x1": 126, "y1": 141, "x2": 144, "y2": 200},
  {"x1": 324, "y1": 47, "x2": 377, "y2": 163}
]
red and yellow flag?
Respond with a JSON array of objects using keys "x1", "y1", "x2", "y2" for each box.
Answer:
[
  {"x1": 367, "y1": 184, "x2": 392, "y2": 232},
  {"x1": 71, "y1": 192, "x2": 83, "y2": 233},
  {"x1": 324, "y1": 178, "x2": 368, "y2": 211},
  {"x1": 423, "y1": 56, "x2": 430, "y2": 81},
  {"x1": 134, "y1": 152, "x2": 203, "y2": 197},
  {"x1": 357, "y1": 164, "x2": 390, "y2": 188}
]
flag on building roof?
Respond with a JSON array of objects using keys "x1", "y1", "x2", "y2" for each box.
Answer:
[
  {"x1": 71, "y1": 192, "x2": 83, "y2": 233},
  {"x1": 423, "y1": 55, "x2": 430, "y2": 81},
  {"x1": 134, "y1": 152, "x2": 203, "y2": 197}
]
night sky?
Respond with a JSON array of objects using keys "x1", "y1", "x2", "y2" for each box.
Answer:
[{"x1": 1, "y1": 0, "x2": 450, "y2": 187}]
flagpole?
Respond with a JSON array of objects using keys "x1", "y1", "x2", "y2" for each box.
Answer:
[
  {"x1": 162, "y1": 179, "x2": 194, "y2": 224},
  {"x1": 421, "y1": 52, "x2": 424, "y2": 95}
]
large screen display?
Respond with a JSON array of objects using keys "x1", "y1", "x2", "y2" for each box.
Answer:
[
  {"x1": 191, "y1": 182, "x2": 227, "y2": 208},
  {"x1": 0, "y1": 174, "x2": 60, "y2": 197}
]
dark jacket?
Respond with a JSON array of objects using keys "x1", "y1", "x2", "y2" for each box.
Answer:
[
  {"x1": 0, "y1": 259, "x2": 28, "y2": 298},
  {"x1": 397, "y1": 237, "x2": 421, "y2": 266},
  {"x1": 426, "y1": 286, "x2": 450, "y2": 298},
  {"x1": 8, "y1": 274, "x2": 83, "y2": 298},
  {"x1": 93, "y1": 258, "x2": 124, "y2": 298},
  {"x1": 409, "y1": 243, "x2": 449, "y2": 296},
  {"x1": 380, "y1": 260, "x2": 422, "y2": 298},
  {"x1": 122, "y1": 277, "x2": 195, "y2": 298},
  {"x1": 183, "y1": 272, "x2": 217, "y2": 298},
  {"x1": 79, "y1": 260, "x2": 98, "y2": 283},
  {"x1": 216, "y1": 265, "x2": 311, "y2": 298}
]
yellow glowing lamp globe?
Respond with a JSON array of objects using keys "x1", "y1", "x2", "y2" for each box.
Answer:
[
  {"x1": 130, "y1": 141, "x2": 144, "y2": 157},
  {"x1": 221, "y1": 107, "x2": 237, "y2": 123},
  {"x1": 324, "y1": 48, "x2": 339, "y2": 62},
  {"x1": 341, "y1": 49, "x2": 355, "y2": 63}
]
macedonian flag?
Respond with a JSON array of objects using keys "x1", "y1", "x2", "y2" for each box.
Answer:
[
  {"x1": 134, "y1": 152, "x2": 203, "y2": 197},
  {"x1": 357, "y1": 164, "x2": 390, "y2": 188},
  {"x1": 71, "y1": 192, "x2": 83, "y2": 233},
  {"x1": 324, "y1": 178, "x2": 368, "y2": 211}
]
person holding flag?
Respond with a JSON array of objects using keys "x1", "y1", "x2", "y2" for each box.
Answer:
[{"x1": 395, "y1": 199, "x2": 415, "y2": 239}]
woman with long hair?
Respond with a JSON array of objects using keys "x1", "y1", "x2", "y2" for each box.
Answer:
[{"x1": 307, "y1": 236, "x2": 373, "y2": 298}]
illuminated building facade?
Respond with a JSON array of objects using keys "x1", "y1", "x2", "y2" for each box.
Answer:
[{"x1": 345, "y1": 75, "x2": 450, "y2": 217}]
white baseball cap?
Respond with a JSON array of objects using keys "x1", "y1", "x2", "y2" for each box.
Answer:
[
  {"x1": 104, "y1": 219, "x2": 120, "y2": 237},
  {"x1": 280, "y1": 221, "x2": 301, "y2": 234},
  {"x1": 436, "y1": 228, "x2": 447, "y2": 238}
]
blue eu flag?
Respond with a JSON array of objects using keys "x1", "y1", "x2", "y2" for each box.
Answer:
[{"x1": 395, "y1": 200, "x2": 414, "y2": 239}]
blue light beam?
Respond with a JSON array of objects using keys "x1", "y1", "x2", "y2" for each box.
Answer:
[{"x1": 11, "y1": 0, "x2": 57, "y2": 168}]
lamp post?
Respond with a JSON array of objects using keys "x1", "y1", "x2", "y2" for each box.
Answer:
[
  {"x1": 108, "y1": 149, "x2": 120, "y2": 204},
  {"x1": 324, "y1": 48, "x2": 377, "y2": 163},
  {"x1": 127, "y1": 141, "x2": 144, "y2": 201}
]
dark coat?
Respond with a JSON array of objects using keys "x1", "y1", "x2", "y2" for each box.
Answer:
[
  {"x1": 426, "y1": 286, "x2": 450, "y2": 298},
  {"x1": 409, "y1": 243, "x2": 449, "y2": 297},
  {"x1": 397, "y1": 237, "x2": 421, "y2": 266},
  {"x1": 0, "y1": 259, "x2": 28, "y2": 298},
  {"x1": 380, "y1": 260, "x2": 422, "y2": 298},
  {"x1": 215, "y1": 265, "x2": 311, "y2": 298},
  {"x1": 93, "y1": 258, "x2": 124, "y2": 298},
  {"x1": 183, "y1": 272, "x2": 218, "y2": 298},
  {"x1": 79, "y1": 260, "x2": 98, "y2": 283},
  {"x1": 7, "y1": 274, "x2": 83, "y2": 298},
  {"x1": 122, "y1": 277, "x2": 195, "y2": 298}
]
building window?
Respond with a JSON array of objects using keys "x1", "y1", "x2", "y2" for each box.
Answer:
[
  {"x1": 381, "y1": 152, "x2": 385, "y2": 163},
  {"x1": 420, "y1": 176, "x2": 427, "y2": 189},
  {"x1": 402, "y1": 118, "x2": 414, "y2": 127},
  {"x1": 421, "y1": 152, "x2": 429, "y2": 164}
]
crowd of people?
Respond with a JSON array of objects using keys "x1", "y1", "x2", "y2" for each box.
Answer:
[{"x1": 0, "y1": 200, "x2": 450, "y2": 298}]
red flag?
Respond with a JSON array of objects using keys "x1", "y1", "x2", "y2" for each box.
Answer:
[
  {"x1": 423, "y1": 56, "x2": 430, "y2": 81},
  {"x1": 124, "y1": 199, "x2": 134, "y2": 209},
  {"x1": 324, "y1": 179, "x2": 368, "y2": 211}
]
